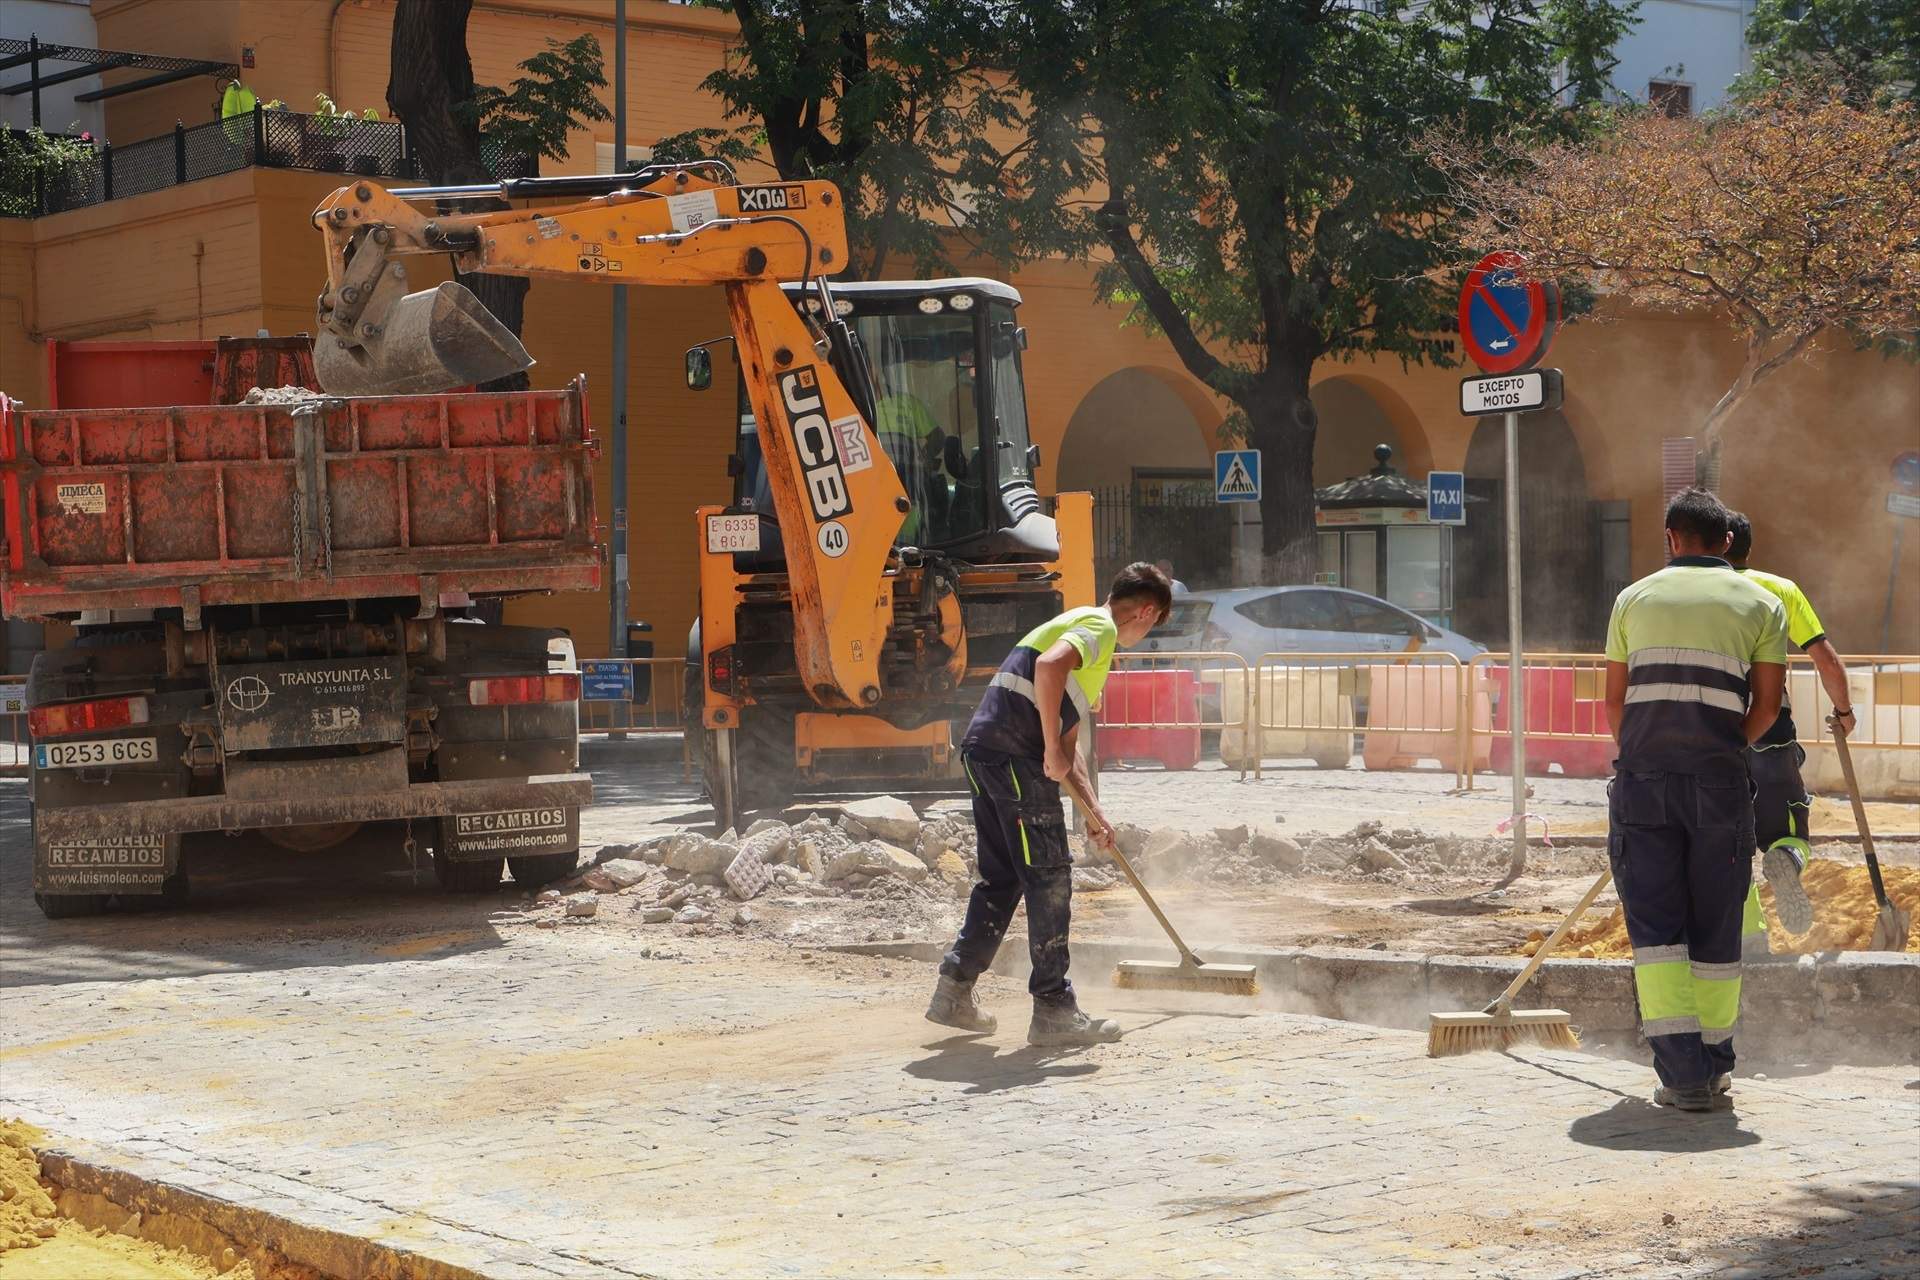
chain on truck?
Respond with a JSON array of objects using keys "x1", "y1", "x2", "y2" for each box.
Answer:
[{"x1": 0, "y1": 337, "x2": 600, "y2": 918}]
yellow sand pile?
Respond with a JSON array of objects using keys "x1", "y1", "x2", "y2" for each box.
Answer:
[
  {"x1": 1522, "y1": 860, "x2": 1920, "y2": 959},
  {"x1": 0, "y1": 1119, "x2": 253, "y2": 1279}
]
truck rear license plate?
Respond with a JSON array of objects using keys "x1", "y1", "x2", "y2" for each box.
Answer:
[{"x1": 35, "y1": 737, "x2": 158, "y2": 769}]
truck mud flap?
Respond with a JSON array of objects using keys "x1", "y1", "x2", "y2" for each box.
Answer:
[
  {"x1": 34, "y1": 831, "x2": 180, "y2": 896},
  {"x1": 33, "y1": 773, "x2": 594, "y2": 842},
  {"x1": 440, "y1": 806, "x2": 580, "y2": 862}
]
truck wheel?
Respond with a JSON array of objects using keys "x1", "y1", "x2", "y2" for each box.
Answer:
[
  {"x1": 34, "y1": 893, "x2": 109, "y2": 920},
  {"x1": 124, "y1": 873, "x2": 190, "y2": 912},
  {"x1": 508, "y1": 851, "x2": 578, "y2": 887},
  {"x1": 736, "y1": 708, "x2": 796, "y2": 812},
  {"x1": 433, "y1": 852, "x2": 503, "y2": 893}
]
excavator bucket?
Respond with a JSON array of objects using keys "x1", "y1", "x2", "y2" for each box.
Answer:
[{"x1": 312, "y1": 281, "x2": 533, "y2": 396}]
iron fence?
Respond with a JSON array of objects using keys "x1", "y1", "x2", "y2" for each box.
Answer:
[
  {"x1": 1091, "y1": 485, "x2": 1235, "y2": 594},
  {"x1": 11, "y1": 107, "x2": 537, "y2": 218}
]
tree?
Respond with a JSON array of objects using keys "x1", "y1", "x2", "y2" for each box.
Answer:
[
  {"x1": 652, "y1": 1, "x2": 1016, "y2": 279},
  {"x1": 1735, "y1": 0, "x2": 1920, "y2": 106},
  {"x1": 386, "y1": 1, "x2": 610, "y2": 390},
  {"x1": 985, "y1": 0, "x2": 1637, "y2": 581},
  {"x1": 1432, "y1": 88, "x2": 1920, "y2": 475}
]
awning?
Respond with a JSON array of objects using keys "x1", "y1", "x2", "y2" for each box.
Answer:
[{"x1": 0, "y1": 37, "x2": 238, "y2": 123}]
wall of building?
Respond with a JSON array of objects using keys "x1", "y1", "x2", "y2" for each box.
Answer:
[
  {"x1": 0, "y1": 0, "x2": 105, "y2": 136},
  {"x1": 1611, "y1": 0, "x2": 1756, "y2": 113}
]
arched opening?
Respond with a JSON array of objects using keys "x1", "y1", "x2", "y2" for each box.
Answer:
[
  {"x1": 1311, "y1": 374, "x2": 1434, "y2": 486},
  {"x1": 1058, "y1": 367, "x2": 1226, "y2": 589},
  {"x1": 1457, "y1": 409, "x2": 1602, "y2": 650}
]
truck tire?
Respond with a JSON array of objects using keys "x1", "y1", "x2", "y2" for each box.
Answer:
[
  {"x1": 508, "y1": 851, "x2": 578, "y2": 887},
  {"x1": 125, "y1": 873, "x2": 191, "y2": 912},
  {"x1": 433, "y1": 852, "x2": 503, "y2": 893},
  {"x1": 736, "y1": 707, "x2": 796, "y2": 812},
  {"x1": 34, "y1": 892, "x2": 109, "y2": 919}
]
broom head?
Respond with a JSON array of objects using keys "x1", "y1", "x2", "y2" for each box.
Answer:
[
  {"x1": 1113, "y1": 958, "x2": 1259, "y2": 996},
  {"x1": 1428, "y1": 1008, "x2": 1579, "y2": 1057}
]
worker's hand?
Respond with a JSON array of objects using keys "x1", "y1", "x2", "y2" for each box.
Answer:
[
  {"x1": 1086, "y1": 812, "x2": 1118, "y2": 853},
  {"x1": 1044, "y1": 742, "x2": 1074, "y2": 783},
  {"x1": 1828, "y1": 708, "x2": 1857, "y2": 738}
]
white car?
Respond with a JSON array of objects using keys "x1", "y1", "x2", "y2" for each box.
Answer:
[{"x1": 1141, "y1": 586, "x2": 1486, "y2": 664}]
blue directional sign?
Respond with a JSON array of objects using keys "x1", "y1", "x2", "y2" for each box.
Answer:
[
  {"x1": 1215, "y1": 450, "x2": 1261, "y2": 503},
  {"x1": 1427, "y1": 471, "x2": 1466, "y2": 526},
  {"x1": 580, "y1": 660, "x2": 634, "y2": 702}
]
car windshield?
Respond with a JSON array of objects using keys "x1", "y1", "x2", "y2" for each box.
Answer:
[{"x1": 1150, "y1": 601, "x2": 1212, "y2": 639}]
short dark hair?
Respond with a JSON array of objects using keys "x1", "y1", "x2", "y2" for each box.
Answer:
[
  {"x1": 1109, "y1": 561, "x2": 1173, "y2": 621},
  {"x1": 1665, "y1": 486, "x2": 1733, "y2": 549},
  {"x1": 1727, "y1": 511, "x2": 1754, "y2": 563}
]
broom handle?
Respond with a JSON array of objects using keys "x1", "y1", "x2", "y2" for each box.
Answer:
[
  {"x1": 1829, "y1": 718, "x2": 1890, "y2": 909},
  {"x1": 1062, "y1": 774, "x2": 1200, "y2": 965},
  {"x1": 1486, "y1": 866, "x2": 1613, "y2": 1014}
]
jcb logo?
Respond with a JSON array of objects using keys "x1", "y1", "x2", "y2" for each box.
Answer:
[
  {"x1": 739, "y1": 185, "x2": 806, "y2": 213},
  {"x1": 780, "y1": 368, "x2": 852, "y2": 523}
]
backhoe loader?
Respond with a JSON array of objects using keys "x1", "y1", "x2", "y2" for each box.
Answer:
[{"x1": 309, "y1": 164, "x2": 1094, "y2": 831}]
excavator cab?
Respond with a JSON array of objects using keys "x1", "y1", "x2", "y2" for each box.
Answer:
[{"x1": 706, "y1": 279, "x2": 1056, "y2": 570}]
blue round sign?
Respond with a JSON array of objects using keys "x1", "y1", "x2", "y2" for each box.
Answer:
[{"x1": 1457, "y1": 252, "x2": 1558, "y2": 374}]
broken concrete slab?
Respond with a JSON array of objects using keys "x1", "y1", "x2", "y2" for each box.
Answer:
[
  {"x1": 663, "y1": 834, "x2": 737, "y2": 877},
  {"x1": 597, "y1": 858, "x2": 650, "y2": 889},
  {"x1": 839, "y1": 796, "x2": 921, "y2": 844},
  {"x1": 564, "y1": 893, "x2": 598, "y2": 919},
  {"x1": 1246, "y1": 829, "x2": 1304, "y2": 871}
]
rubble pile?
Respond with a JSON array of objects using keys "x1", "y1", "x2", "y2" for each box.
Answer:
[{"x1": 1094, "y1": 818, "x2": 1571, "y2": 889}]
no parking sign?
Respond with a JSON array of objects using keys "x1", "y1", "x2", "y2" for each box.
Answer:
[{"x1": 1458, "y1": 251, "x2": 1559, "y2": 375}]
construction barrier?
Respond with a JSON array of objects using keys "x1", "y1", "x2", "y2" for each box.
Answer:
[
  {"x1": 1225, "y1": 658, "x2": 1358, "y2": 774},
  {"x1": 1100, "y1": 652, "x2": 1253, "y2": 776},
  {"x1": 575, "y1": 656, "x2": 689, "y2": 737},
  {"x1": 1475, "y1": 654, "x2": 1614, "y2": 780}
]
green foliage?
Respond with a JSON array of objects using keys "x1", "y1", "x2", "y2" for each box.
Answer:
[
  {"x1": 653, "y1": 1, "x2": 1019, "y2": 278},
  {"x1": 1735, "y1": 0, "x2": 1920, "y2": 105},
  {"x1": 466, "y1": 34, "x2": 614, "y2": 163},
  {"x1": 312, "y1": 92, "x2": 380, "y2": 137},
  {"x1": 0, "y1": 127, "x2": 96, "y2": 218}
]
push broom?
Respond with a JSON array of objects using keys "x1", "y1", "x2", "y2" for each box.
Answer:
[
  {"x1": 1063, "y1": 775, "x2": 1259, "y2": 996},
  {"x1": 1427, "y1": 866, "x2": 1613, "y2": 1056}
]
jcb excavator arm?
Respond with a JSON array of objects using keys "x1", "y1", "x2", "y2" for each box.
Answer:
[{"x1": 308, "y1": 170, "x2": 909, "y2": 711}]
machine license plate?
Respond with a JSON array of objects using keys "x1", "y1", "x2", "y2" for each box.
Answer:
[
  {"x1": 35, "y1": 737, "x2": 158, "y2": 769},
  {"x1": 706, "y1": 513, "x2": 761, "y2": 553}
]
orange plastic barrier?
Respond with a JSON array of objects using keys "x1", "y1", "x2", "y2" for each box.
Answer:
[{"x1": 1361, "y1": 661, "x2": 1491, "y2": 776}]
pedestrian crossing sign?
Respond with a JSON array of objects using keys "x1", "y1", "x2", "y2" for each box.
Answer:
[{"x1": 1215, "y1": 450, "x2": 1261, "y2": 503}]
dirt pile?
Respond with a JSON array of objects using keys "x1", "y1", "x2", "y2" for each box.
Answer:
[
  {"x1": 1520, "y1": 858, "x2": 1920, "y2": 959},
  {"x1": 240, "y1": 386, "x2": 329, "y2": 406},
  {"x1": 1, "y1": 1119, "x2": 256, "y2": 1278},
  {"x1": 1103, "y1": 819, "x2": 1552, "y2": 889}
]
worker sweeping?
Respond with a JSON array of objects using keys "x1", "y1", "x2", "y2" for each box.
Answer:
[
  {"x1": 1727, "y1": 512, "x2": 1854, "y2": 948},
  {"x1": 926, "y1": 562, "x2": 1173, "y2": 1046},
  {"x1": 1602, "y1": 489, "x2": 1786, "y2": 1113}
]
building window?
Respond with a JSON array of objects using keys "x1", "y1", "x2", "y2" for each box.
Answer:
[
  {"x1": 594, "y1": 141, "x2": 653, "y2": 173},
  {"x1": 1648, "y1": 80, "x2": 1692, "y2": 118}
]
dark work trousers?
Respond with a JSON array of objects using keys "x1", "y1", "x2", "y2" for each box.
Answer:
[
  {"x1": 1608, "y1": 769, "x2": 1755, "y2": 1089},
  {"x1": 1749, "y1": 742, "x2": 1811, "y2": 853},
  {"x1": 939, "y1": 749, "x2": 1076, "y2": 1006}
]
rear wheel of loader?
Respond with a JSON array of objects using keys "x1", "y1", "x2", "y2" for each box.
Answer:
[
  {"x1": 736, "y1": 707, "x2": 796, "y2": 813},
  {"x1": 34, "y1": 892, "x2": 109, "y2": 920},
  {"x1": 508, "y1": 851, "x2": 579, "y2": 887},
  {"x1": 433, "y1": 851, "x2": 504, "y2": 893}
]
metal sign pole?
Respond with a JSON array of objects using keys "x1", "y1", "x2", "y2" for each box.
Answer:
[
  {"x1": 608, "y1": 0, "x2": 631, "y2": 660},
  {"x1": 1503, "y1": 409, "x2": 1527, "y2": 877},
  {"x1": 1881, "y1": 521, "x2": 1904, "y2": 654}
]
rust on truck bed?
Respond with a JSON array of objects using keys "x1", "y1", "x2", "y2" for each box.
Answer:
[{"x1": 1, "y1": 377, "x2": 600, "y2": 620}]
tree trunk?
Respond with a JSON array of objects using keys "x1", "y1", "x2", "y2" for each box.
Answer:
[
  {"x1": 1245, "y1": 370, "x2": 1319, "y2": 585},
  {"x1": 387, "y1": 0, "x2": 530, "y2": 391}
]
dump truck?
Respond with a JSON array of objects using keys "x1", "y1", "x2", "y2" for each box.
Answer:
[
  {"x1": 305, "y1": 165, "x2": 1093, "y2": 831},
  {"x1": 1, "y1": 336, "x2": 600, "y2": 918}
]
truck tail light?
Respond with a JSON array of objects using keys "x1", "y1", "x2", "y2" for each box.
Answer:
[
  {"x1": 468, "y1": 673, "x2": 580, "y2": 706},
  {"x1": 707, "y1": 646, "x2": 737, "y2": 695},
  {"x1": 29, "y1": 695, "x2": 150, "y2": 738}
]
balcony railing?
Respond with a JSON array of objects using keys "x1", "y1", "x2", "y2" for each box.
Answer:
[{"x1": 7, "y1": 107, "x2": 537, "y2": 218}]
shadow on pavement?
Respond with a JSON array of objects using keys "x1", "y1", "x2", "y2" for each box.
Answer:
[
  {"x1": 1402, "y1": 896, "x2": 1508, "y2": 916},
  {"x1": 905, "y1": 1036, "x2": 1101, "y2": 1093},
  {"x1": 1705, "y1": 1179, "x2": 1920, "y2": 1278},
  {"x1": 1567, "y1": 1097, "x2": 1762, "y2": 1152}
]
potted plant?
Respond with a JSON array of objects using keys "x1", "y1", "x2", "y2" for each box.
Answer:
[{"x1": 303, "y1": 93, "x2": 356, "y2": 171}]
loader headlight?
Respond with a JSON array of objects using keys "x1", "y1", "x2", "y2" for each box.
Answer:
[
  {"x1": 917, "y1": 296, "x2": 945, "y2": 314},
  {"x1": 947, "y1": 293, "x2": 975, "y2": 312}
]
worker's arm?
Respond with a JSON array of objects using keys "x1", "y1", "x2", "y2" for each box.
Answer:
[
  {"x1": 1745, "y1": 663, "x2": 1786, "y2": 744},
  {"x1": 1806, "y1": 638, "x2": 1855, "y2": 736},
  {"x1": 1034, "y1": 637, "x2": 1082, "y2": 783},
  {"x1": 1605, "y1": 661, "x2": 1628, "y2": 747},
  {"x1": 1061, "y1": 723, "x2": 1116, "y2": 850}
]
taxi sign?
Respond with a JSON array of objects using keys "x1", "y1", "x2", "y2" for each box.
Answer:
[
  {"x1": 1427, "y1": 472, "x2": 1466, "y2": 525},
  {"x1": 1458, "y1": 251, "x2": 1559, "y2": 374}
]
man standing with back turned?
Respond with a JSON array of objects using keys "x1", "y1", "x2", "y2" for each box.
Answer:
[
  {"x1": 1604, "y1": 489, "x2": 1786, "y2": 1112},
  {"x1": 926, "y1": 563, "x2": 1172, "y2": 1047},
  {"x1": 1725, "y1": 512, "x2": 1854, "y2": 950}
]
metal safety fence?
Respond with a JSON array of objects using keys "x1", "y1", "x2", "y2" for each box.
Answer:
[
  {"x1": 575, "y1": 656, "x2": 688, "y2": 737},
  {"x1": 0, "y1": 675, "x2": 24, "y2": 777},
  {"x1": 1090, "y1": 650, "x2": 1920, "y2": 799}
]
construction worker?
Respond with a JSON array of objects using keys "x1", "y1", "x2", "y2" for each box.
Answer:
[
  {"x1": 1727, "y1": 512, "x2": 1854, "y2": 949},
  {"x1": 873, "y1": 391, "x2": 946, "y2": 544},
  {"x1": 1603, "y1": 488, "x2": 1786, "y2": 1112},
  {"x1": 926, "y1": 562, "x2": 1173, "y2": 1046}
]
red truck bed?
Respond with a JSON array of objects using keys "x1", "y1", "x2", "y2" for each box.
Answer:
[{"x1": 1, "y1": 379, "x2": 601, "y2": 620}]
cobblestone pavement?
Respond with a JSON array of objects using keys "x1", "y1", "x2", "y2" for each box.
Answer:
[{"x1": 3, "y1": 756, "x2": 1917, "y2": 1279}]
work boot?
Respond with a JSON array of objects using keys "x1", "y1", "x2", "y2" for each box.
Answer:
[
  {"x1": 1652, "y1": 1083, "x2": 1719, "y2": 1113},
  {"x1": 1712, "y1": 1072, "x2": 1733, "y2": 1096},
  {"x1": 925, "y1": 975, "x2": 996, "y2": 1034},
  {"x1": 1764, "y1": 843, "x2": 1814, "y2": 935},
  {"x1": 1027, "y1": 999, "x2": 1122, "y2": 1047}
]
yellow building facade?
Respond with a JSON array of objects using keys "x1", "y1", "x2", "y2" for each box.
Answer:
[{"x1": 2, "y1": 0, "x2": 1914, "y2": 659}]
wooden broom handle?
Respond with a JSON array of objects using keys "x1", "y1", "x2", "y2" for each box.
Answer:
[
  {"x1": 1486, "y1": 866, "x2": 1613, "y2": 1014},
  {"x1": 1062, "y1": 773, "x2": 1200, "y2": 965}
]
